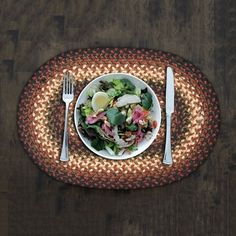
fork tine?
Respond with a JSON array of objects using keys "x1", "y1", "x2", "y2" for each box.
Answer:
[
  {"x1": 67, "y1": 74, "x2": 70, "y2": 94},
  {"x1": 71, "y1": 76, "x2": 74, "y2": 94},
  {"x1": 65, "y1": 75, "x2": 67, "y2": 94},
  {"x1": 69, "y1": 75, "x2": 71, "y2": 94},
  {"x1": 68, "y1": 76, "x2": 70, "y2": 94},
  {"x1": 70, "y1": 75, "x2": 73, "y2": 94},
  {"x1": 63, "y1": 75, "x2": 66, "y2": 94}
]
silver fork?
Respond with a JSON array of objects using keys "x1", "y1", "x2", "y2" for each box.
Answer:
[{"x1": 60, "y1": 73, "x2": 74, "y2": 162}]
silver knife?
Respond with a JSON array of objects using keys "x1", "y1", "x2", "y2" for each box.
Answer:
[{"x1": 163, "y1": 67, "x2": 174, "y2": 165}]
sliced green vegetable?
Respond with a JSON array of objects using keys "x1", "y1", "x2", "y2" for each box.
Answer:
[
  {"x1": 91, "y1": 138, "x2": 105, "y2": 151},
  {"x1": 106, "y1": 108, "x2": 126, "y2": 126},
  {"x1": 106, "y1": 141, "x2": 115, "y2": 148},
  {"x1": 126, "y1": 124, "x2": 138, "y2": 131},
  {"x1": 141, "y1": 92, "x2": 153, "y2": 110},
  {"x1": 135, "y1": 87, "x2": 141, "y2": 96},
  {"x1": 128, "y1": 145, "x2": 138, "y2": 151},
  {"x1": 127, "y1": 108, "x2": 132, "y2": 117},
  {"x1": 105, "y1": 141, "x2": 119, "y2": 154},
  {"x1": 113, "y1": 144, "x2": 119, "y2": 155},
  {"x1": 105, "y1": 145, "x2": 115, "y2": 155}
]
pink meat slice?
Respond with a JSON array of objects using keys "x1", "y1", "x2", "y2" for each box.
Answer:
[
  {"x1": 86, "y1": 112, "x2": 105, "y2": 124},
  {"x1": 102, "y1": 123, "x2": 114, "y2": 137}
]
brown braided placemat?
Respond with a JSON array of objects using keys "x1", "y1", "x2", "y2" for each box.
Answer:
[{"x1": 17, "y1": 48, "x2": 220, "y2": 189}]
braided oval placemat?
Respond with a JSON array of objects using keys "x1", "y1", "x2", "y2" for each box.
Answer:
[{"x1": 17, "y1": 48, "x2": 220, "y2": 189}]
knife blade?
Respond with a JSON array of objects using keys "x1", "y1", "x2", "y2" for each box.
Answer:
[{"x1": 166, "y1": 67, "x2": 174, "y2": 114}]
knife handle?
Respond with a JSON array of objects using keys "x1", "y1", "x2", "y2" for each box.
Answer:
[{"x1": 163, "y1": 114, "x2": 173, "y2": 165}]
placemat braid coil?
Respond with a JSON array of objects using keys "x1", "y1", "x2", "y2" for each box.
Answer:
[{"x1": 17, "y1": 48, "x2": 220, "y2": 189}]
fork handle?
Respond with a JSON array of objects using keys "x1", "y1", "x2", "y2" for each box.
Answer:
[
  {"x1": 60, "y1": 102, "x2": 69, "y2": 161},
  {"x1": 163, "y1": 114, "x2": 173, "y2": 165}
]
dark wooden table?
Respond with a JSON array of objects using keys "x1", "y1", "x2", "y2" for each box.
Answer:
[{"x1": 0, "y1": 0, "x2": 235, "y2": 235}]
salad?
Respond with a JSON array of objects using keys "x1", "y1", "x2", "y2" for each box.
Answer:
[{"x1": 78, "y1": 78, "x2": 158, "y2": 156}]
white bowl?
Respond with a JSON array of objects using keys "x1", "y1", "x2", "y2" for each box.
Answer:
[{"x1": 74, "y1": 73, "x2": 161, "y2": 160}]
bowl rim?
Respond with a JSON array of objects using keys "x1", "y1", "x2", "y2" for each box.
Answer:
[{"x1": 74, "y1": 72, "x2": 161, "y2": 160}]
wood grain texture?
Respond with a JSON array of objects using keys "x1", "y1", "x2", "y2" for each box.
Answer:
[{"x1": 0, "y1": 0, "x2": 235, "y2": 235}]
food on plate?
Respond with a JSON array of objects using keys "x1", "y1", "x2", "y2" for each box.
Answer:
[{"x1": 78, "y1": 78, "x2": 157, "y2": 156}]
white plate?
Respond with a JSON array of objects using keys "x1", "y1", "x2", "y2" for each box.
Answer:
[{"x1": 74, "y1": 73, "x2": 161, "y2": 160}]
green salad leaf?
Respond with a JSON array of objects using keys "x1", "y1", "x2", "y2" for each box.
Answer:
[
  {"x1": 106, "y1": 141, "x2": 119, "y2": 154},
  {"x1": 82, "y1": 122, "x2": 114, "y2": 141},
  {"x1": 141, "y1": 91, "x2": 153, "y2": 110},
  {"x1": 110, "y1": 79, "x2": 135, "y2": 94},
  {"x1": 121, "y1": 78, "x2": 135, "y2": 92},
  {"x1": 107, "y1": 88, "x2": 121, "y2": 98},
  {"x1": 80, "y1": 122, "x2": 97, "y2": 135},
  {"x1": 106, "y1": 108, "x2": 126, "y2": 126},
  {"x1": 80, "y1": 102, "x2": 93, "y2": 117},
  {"x1": 112, "y1": 79, "x2": 124, "y2": 91},
  {"x1": 113, "y1": 144, "x2": 119, "y2": 154},
  {"x1": 128, "y1": 145, "x2": 138, "y2": 151},
  {"x1": 126, "y1": 124, "x2": 138, "y2": 131},
  {"x1": 135, "y1": 87, "x2": 141, "y2": 96},
  {"x1": 99, "y1": 81, "x2": 112, "y2": 91},
  {"x1": 91, "y1": 138, "x2": 105, "y2": 151}
]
